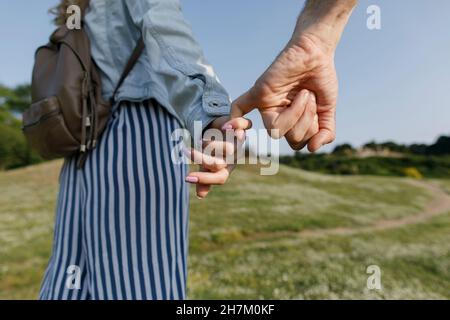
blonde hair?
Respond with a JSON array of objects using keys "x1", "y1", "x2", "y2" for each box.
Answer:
[{"x1": 50, "y1": 0, "x2": 90, "y2": 26}]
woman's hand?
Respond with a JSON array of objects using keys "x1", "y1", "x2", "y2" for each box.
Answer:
[{"x1": 185, "y1": 116, "x2": 252, "y2": 199}]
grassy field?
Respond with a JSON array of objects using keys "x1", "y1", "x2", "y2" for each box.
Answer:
[
  {"x1": 0, "y1": 161, "x2": 449, "y2": 299},
  {"x1": 439, "y1": 179, "x2": 450, "y2": 194}
]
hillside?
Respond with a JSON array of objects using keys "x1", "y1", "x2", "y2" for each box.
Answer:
[
  {"x1": 279, "y1": 136, "x2": 450, "y2": 179},
  {"x1": 0, "y1": 161, "x2": 449, "y2": 299}
]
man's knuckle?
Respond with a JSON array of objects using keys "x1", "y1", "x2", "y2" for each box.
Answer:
[
  {"x1": 329, "y1": 131, "x2": 336, "y2": 141},
  {"x1": 291, "y1": 130, "x2": 305, "y2": 143},
  {"x1": 307, "y1": 106, "x2": 316, "y2": 117},
  {"x1": 289, "y1": 141, "x2": 305, "y2": 151}
]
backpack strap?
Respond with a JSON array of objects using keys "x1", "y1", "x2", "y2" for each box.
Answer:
[
  {"x1": 80, "y1": 0, "x2": 91, "y2": 22},
  {"x1": 110, "y1": 37, "x2": 145, "y2": 104}
]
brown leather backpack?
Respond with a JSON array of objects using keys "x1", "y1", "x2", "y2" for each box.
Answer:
[{"x1": 22, "y1": 3, "x2": 144, "y2": 167}]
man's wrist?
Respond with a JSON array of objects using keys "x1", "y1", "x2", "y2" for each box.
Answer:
[{"x1": 290, "y1": 0, "x2": 357, "y2": 54}]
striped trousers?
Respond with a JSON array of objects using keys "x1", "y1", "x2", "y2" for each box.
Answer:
[{"x1": 39, "y1": 100, "x2": 190, "y2": 300}]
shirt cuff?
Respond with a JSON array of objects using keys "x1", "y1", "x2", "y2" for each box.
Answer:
[{"x1": 186, "y1": 99, "x2": 231, "y2": 143}]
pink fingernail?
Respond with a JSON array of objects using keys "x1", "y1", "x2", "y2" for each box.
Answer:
[
  {"x1": 186, "y1": 176, "x2": 199, "y2": 184},
  {"x1": 222, "y1": 124, "x2": 233, "y2": 131}
]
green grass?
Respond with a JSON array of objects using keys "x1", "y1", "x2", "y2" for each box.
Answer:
[
  {"x1": 0, "y1": 162, "x2": 59, "y2": 299},
  {"x1": 0, "y1": 161, "x2": 449, "y2": 299},
  {"x1": 438, "y1": 179, "x2": 450, "y2": 194},
  {"x1": 188, "y1": 213, "x2": 450, "y2": 299}
]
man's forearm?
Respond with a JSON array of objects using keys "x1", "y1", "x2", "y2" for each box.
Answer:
[{"x1": 291, "y1": 0, "x2": 358, "y2": 53}]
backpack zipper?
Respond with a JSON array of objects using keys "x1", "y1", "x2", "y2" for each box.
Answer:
[{"x1": 22, "y1": 110, "x2": 61, "y2": 130}]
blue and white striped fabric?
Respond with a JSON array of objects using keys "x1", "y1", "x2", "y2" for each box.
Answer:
[{"x1": 39, "y1": 100, "x2": 190, "y2": 300}]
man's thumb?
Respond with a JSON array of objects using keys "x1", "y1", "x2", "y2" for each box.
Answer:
[{"x1": 231, "y1": 90, "x2": 256, "y2": 119}]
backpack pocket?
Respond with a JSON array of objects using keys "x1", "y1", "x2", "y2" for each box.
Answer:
[{"x1": 22, "y1": 96, "x2": 79, "y2": 159}]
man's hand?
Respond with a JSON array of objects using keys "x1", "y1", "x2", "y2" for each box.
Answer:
[
  {"x1": 227, "y1": 0, "x2": 357, "y2": 152},
  {"x1": 231, "y1": 35, "x2": 337, "y2": 151},
  {"x1": 185, "y1": 116, "x2": 252, "y2": 199}
]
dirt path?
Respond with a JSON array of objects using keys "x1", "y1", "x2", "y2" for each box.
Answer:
[
  {"x1": 296, "y1": 180, "x2": 450, "y2": 239},
  {"x1": 238, "y1": 180, "x2": 450, "y2": 246}
]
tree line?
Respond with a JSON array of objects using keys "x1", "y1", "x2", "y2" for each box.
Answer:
[
  {"x1": 281, "y1": 137, "x2": 450, "y2": 179},
  {"x1": 332, "y1": 137, "x2": 450, "y2": 157}
]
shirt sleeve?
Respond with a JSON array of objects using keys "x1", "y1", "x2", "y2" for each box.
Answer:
[{"x1": 124, "y1": 0, "x2": 231, "y2": 139}]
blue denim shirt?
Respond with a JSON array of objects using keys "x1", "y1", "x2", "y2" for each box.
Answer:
[{"x1": 84, "y1": 0, "x2": 231, "y2": 137}]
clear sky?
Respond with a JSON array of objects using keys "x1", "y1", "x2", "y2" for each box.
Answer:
[{"x1": 1, "y1": 0, "x2": 449, "y2": 154}]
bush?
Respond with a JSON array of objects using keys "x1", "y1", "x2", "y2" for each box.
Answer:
[
  {"x1": 0, "y1": 84, "x2": 43, "y2": 170},
  {"x1": 403, "y1": 167, "x2": 423, "y2": 179},
  {"x1": 332, "y1": 143, "x2": 355, "y2": 156},
  {"x1": 427, "y1": 136, "x2": 450, "y2": 155},
  {"x1": 0, "y1": 124, "x2": 42, "y2": 170}
]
